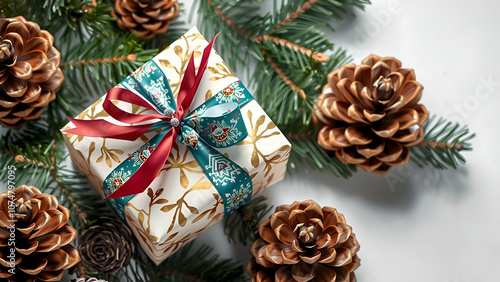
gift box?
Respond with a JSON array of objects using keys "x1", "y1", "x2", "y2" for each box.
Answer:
[{"x1": 61, "y1": 27, "x2": 291, "y2": 264}]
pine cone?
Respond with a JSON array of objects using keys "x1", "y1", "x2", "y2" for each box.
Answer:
[
  {"x1": 314, "y1": 55, "x2": 429, "y2": 174},
  {"x1": 78, "y1": 217, "x2": 135, "y2": 274},
  {"x1": 0, "y1": 185, "x2": 80, "y2": 281},
  {"x1": 247, "y1": 200, "x2": 360, "y2": 282},
  {"x1": 111, "y1": 0, "x2": 180, "y2": 40},
  {"x1": 0, "y1": 17, "x2": 64, "y2": 129}
]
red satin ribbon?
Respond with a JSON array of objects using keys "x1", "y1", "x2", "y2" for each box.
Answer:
[{"x1": 65, "y1": 33, "x2": 219, "y2": 199}]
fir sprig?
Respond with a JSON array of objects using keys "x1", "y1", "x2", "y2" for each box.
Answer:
[
  {"x1": 289, "y1": 137, "x2": 357, "y2": 176},
  {"x1": 1, "y1": 0, "x2": 118, "y2": 40},
  {"x1": 0, "y1": 133, "x2": 93, "y2": 229},
  {"x1": 224, "y1": 196, "x2": 273, "y2": 245},
  {"x1": 410, "y1": 115, "x2": 475, "y2": 169},
  {"x1": 255, "y1": 41, "x2": 351, "y2": 129},
  {"x1": 60, "y1": 34, "x2": 157, "y2": 97},
  {"x1": 143, "y1": 12, "x2": 189, "y2": 50},
  {"x1": 92, "y1": 242, "x2": 247, "y2": 282},
  {"x1": 273, "y1": 0, "x2": 370, "y2": 32}
]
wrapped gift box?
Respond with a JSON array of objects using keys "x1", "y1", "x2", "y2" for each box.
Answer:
[{"x1": 61, "y1": 27, "x2": 291, "y2": 264}]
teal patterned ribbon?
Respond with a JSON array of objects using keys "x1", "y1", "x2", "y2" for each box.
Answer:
[{"x1": 103, "y1": 60, "x2": 254, "y2": 219}]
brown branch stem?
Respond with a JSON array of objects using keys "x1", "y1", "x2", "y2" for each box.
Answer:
[
  {"x1": 255, "y1": 34, "x2": 328, "y2": 62},
  {"x1": 205, "y1": 0, "x2": 250, "y2": 39},
  {"x1": 262, "y1": 50, "x2": 307, "y2": 100},
  {"x1": 14, "y1": 155, "x2": 53, "y2": 169},
  {"x1": 274, "y1": 0, "x2": 321, "y2": 30},
  {"x1": 60, "y1": 54, "x2": 137, "y2": 68},
  {"x1": 419, "y1": 140, "x2": 464, "y2": 151}
]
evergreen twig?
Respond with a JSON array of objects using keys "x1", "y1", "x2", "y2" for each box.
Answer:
[
  {"x1": 50, "y1": 161, "x2": 89, "y2": 227},
  {"x1": 274, "y1": 0, "x2": 320, "y2": 30},
  {"x1": 0, "y1": 137, "x2": 90, "y2": 229},
  {"x1": 256, "y1": 34, "x2": 329, "y2": 62},
  {"x1": 411, "y1": 115, "x2": 475, "y2": 169},
  {"x1": 261, "y1": 50, "x2": 307, "y2": 100},
  {"x1": 61, "y1": 54, "x2": 138, "y2": 68},
  {"x1": 106, "y1": 242, "x2": 247, "y2": 282},
  {"x1": 224, "y1": 196, "x2": 273, "y2": 245}
]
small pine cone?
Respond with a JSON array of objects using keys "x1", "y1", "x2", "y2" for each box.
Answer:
[
  {"x1": 247, "y1": 200, "x2": 360, "y2": 282},
  {"x1": 78, "y1": 217, "x2": 135, "y2": 274},
  {"x1": 0, "y1": 185, "x2": 80, "y2": 281},
  {"x1": 0, "y1": 17, "x2": 64, "y2": 129},
  {"x1": 314, "y1": 55, "x2": 429, "y2": 174},
  {"x1": 111, "y1": 0, "x2": 180, "y2": 40}
]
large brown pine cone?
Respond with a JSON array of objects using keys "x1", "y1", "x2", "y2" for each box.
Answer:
[
  {"x1": 111, "y1": 0, "x2": 180, "y2": 40},
  {"x1": 314, "y1": 55, "x2": 428, "y2": 174},
  {"x1": 0, "y1": 185, "x2": 80, "y2": 282},
  {"x1": 247, "y1": 200, "x2": 360, "y2": 282},
  {"x1": 0, "y1": 17, "x2": 63, "y2": 129},
  {"x1": 78, "y1": 216, "x2": 135, "y2": 274}
]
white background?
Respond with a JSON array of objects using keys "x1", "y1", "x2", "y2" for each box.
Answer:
[
  {"x1": 2, "y1": 1, "x2": 499, "y2": 281},
  {"x1": 187, "y1": 1, "x2": 500, "y2": 282}
]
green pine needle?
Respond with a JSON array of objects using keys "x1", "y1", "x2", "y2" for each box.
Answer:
[
  {"x1": 224, "y1": 196, "x2": 273, "y2": 245},
  {"x1": 107, "y1": 242, "x2": 247, "y2": 282}
]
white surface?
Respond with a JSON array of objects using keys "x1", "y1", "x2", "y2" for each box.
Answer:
[
  {"x1": 2, "y1": 1, "x2": 498, "y2": 281},
  {"x1": 188, "y1": 1, "x2": 500, "y2": 282}
]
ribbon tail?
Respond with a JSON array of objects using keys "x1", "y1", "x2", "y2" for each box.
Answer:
[
  {"x1": 177, "y1": 33, "x2": 220, "y2": 114},
  {"x1": 65, "y1": 118, "x2": 152, "y2": 141},
  {"x1": 105, "y1": 129, "x2": 178, "y2": 199},
  {"x1": 181, "y1": 125, "x2": 253, "y2": 217}
]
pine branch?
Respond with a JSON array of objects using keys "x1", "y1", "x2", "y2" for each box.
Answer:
[
  {"x1": 254, "y1": 41, "x2": 350, "y2": 128},
  {"x1": 105, "y1": 242, "x2": 246, "y2": 282},
  {"x1": 198, "y1": 0, "x2": 353, "y2": 129},
  {"x1": 0, "y1": 133, "x2": 55, "y2": 190},
  {"x1": 224, "y1": 196, "x2": 273, "y2": 245},
  {"x1": 274, "y1": 0, "x2": 320, "y2": 30},
  {"x1": 273, "y1": 0, "x2": 371, "y2": 32},
  {"x1": 269, "y1": 0, "x2": 370, "y2": 53},
  {"x1": 261, "y1": 50, "x2": 307, "y2": 100},
  {"x1": 198, "y1": 0, "x2": 267, "y2": 71},
  {"x1": 144, "y1": 20, "x2": 189, "y2": 50},
  {"x1": 61, "y1": 34, "x2": 157, "y2": 97},
  {"x1": 50, "y1": 159, "x2": 89, "y2": 227},
  {"x1": 61, "y1": 54, "x2": 138, "y2": 68},
  {"x1": 3, "y1": 0, "x2": 117, "y2": 39},
  {"x1": 205, "y1": 0, "x2": 251, "y2": 39},
  {"x1": 288, "y1": 137, "x2": 356, "y2": 177},
  {"x1": 0, "y1": 129, "x2": 111, "y2": 230},
  {"x1": 256, "y1": 34, "x2": 329, "y2": 62},
  {"x1": 410, "y1": 115, "x2": 475, "y2": 169},
  {"x1": 419, "y1": 140, "x2": 464, "y2": 151}
]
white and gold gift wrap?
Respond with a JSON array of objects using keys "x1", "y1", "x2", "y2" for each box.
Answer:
[{"x1": 62, "y1": 27, "x2": 291, "y2": 264}]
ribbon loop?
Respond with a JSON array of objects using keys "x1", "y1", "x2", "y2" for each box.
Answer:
[{"x1": 183, "y1": 102, "x2": 247, "y2": 148}]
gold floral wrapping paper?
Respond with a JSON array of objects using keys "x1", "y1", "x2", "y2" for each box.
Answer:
[{"x1": 62, "y1": 27, "x2": 291, "y2": 264}]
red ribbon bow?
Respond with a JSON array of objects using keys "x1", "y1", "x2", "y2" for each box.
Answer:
[{"x1": 65, "y1": 34, "x2": 220, "y2": 199}]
